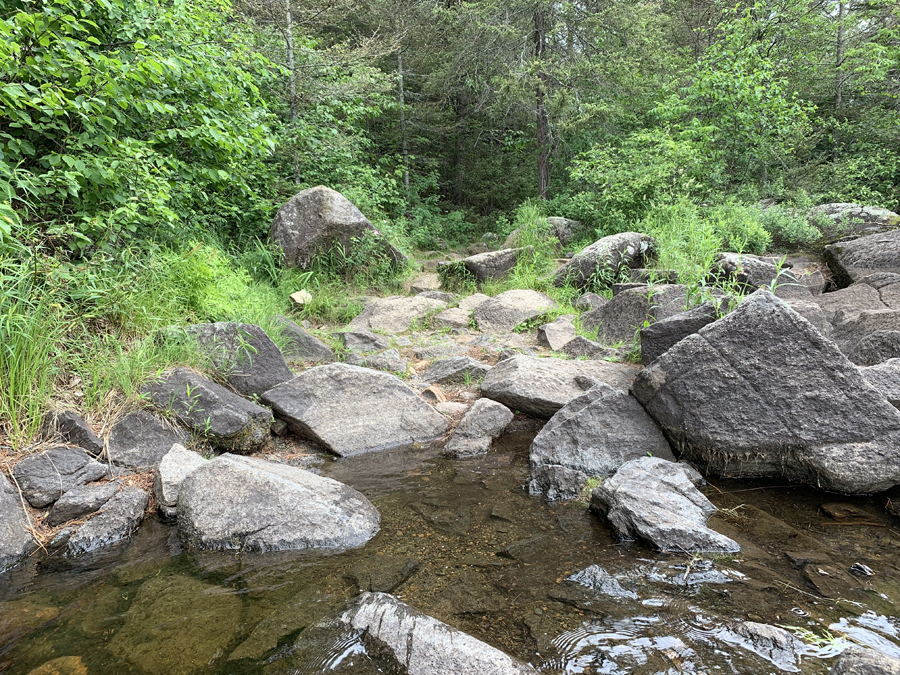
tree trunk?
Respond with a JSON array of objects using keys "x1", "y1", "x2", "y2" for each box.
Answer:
[{"x1": 534, "y1": 7, "x2": 550, "y2": 200}]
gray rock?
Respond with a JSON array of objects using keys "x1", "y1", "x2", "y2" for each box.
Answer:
[
  {"x1": 345, "y1": 348, "x2": 407, "y2": 373},
  {"x1": 633, "y1": 290, "x2": 900, "y2": 494},
  {"x1": 640, "y1": 300, "x2": 721, "y2": 365},
  {"x1": 432, "y1": 307, "x2": 471, "y2": 329},
  {"x1": 574, "y1": 292, "x2": 608, "y2": 311},
  {"x1": 414, "y1": 341, "x2": 468, "y2": 360},
  {"x1": 561, "y1": 336, "x2": 617, "y2": 360},
  {"x1": 337, "y1": 593, "x2": 538, "y2": 675},
  {"x1": 581, "y1": 284, "x2": 689, "y2": 344},
  {"x1": 723, "y1": 621, "x2": 805, "y2": 672},
  {"x1": 825, "y1": 228, "x2": 900, "y2": 286},
  {"x1": 786, "y1": 299, "x2": 833, "y2": 338},
  {"x1": 350, "y1": 296, "x2": 447, "y2": 333},
  {"x1": 65, "y1": 486, "x2": 148, "y2": 556},
  {"x1": 107, "y1": 410, "x2": 189, "y2": 472},
  {"x1": 46, "y1": 482, "x2": 119, "y2": 527},
  {"x1": 830, "y1": 647, "x2": 900, "y2": 675},
  {"x1": 261, "y1": 364, "x2": 449, "y2": 457},
  {"x1": 474, "y1": 289, "x2": 559, "y2": 333},
  {"x1": 337, "y1": 330, "x2": 390, "y2": 353},
  {"x1": 410, "y1": 274, "x2": 441, "y2": 293},
  {"x1": 711, "y1": 253, "x2": 807, "y2": 299},
  {"x1": 184, "y1": 322, "x2": 293, "y2": 396},
  {"x1": 590, "y1": 457, "x2": 740, "y2": 552},
  {"x1": 0, "y1": 473, "x2": 34, "y2": 574},
  {"x1": 418, "y1": 290, "x2": 456, "y2": 303},
  {"x1": 422, "y1": 356, "x2": 491, "y2": 385},
  {"x1": 810, "y1": 202, "x2": 900, "y2": 241},
  {"x1": 630, "y1": 268, "x2": 679, "y2": 284},
  {"x1": 269, "y1": 186, "x2": 405, "y2": 269},
  {"x1": 435, "y1": 401, "x2": 469, "y2": 416},
  {"x1": 12, "y1": 446, "x2": 107, "y2": 508},
  {"x1": 552, "y1": 232, "x2": 656, "y2": 289},
  {"x1": 458, "y1": 293, "x2": 490, "y2": 311},
  {"x1": 850, "y1": 330, "x2": 900, "y2": 365},
  {"x1": 481, "y1": 354, "x2": 637, "y2": 418},
  {"x1": 142, "y1": 368, "x2": 272, "y2": 453},
  {"x1": 537, "y1": 315, "x2": 576, "y2": 351},
  {"x1": 566, "y1": 565, "x2": 638, "y2": 600},
  {"x1": 444, "y1": 399, "x2": 514, "y2": 458},
  {"x1": 178, "y1": 454, "x2": 379, "y2": 552},
  {"x1": 273, "y1": 316, "x2": 335, "y2": 362},
  {"x1": 833, "y1": 310, "x2": 900, "y2": 357},
  {"x1": 529, "y1": 384, "x2": 674, "y2": 500},
  {"x1": 154, "y1": 444, "x2": 206, "y2": 519},
  {"x1": 546, "y1": 217, "x2": 579, "y2": 246},
  {"x1": 816, "y1": 283, "x2": 889, "y2": 323},
  {"x1": 49, "y1": 528, "x2": 73, "y2": 549},
  {"x1": 41, "y1": 410, "x2": 103, "y2": 456},
  {"x1": 461, "y1": 247, "x2": 530, "y2": 282},
  {"x1": 861, "y1": 359, "x2": 900, "y2": 409}
]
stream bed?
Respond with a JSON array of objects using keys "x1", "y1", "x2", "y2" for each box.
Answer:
[{"x1": 2, "y1": 423, "x2": 899, "y2": 674}]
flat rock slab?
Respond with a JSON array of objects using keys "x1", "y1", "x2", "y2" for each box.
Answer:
[
  {"x1": 65, "y1": 486, "x2": 148, "y2": 557},
  {"x1": 481, "y1": 354, "x2": 638, "y2": 418},
  {"x1": 46, "y1": 482, "x2": 119, "y2": 527},
  {"x1": 154, "y1": 444, "x2": 206, "y2": 519},
  {"x1": 273, "y1": 316, "x2": 335, "y2": 362},
  {"x1": 13, "y1": 446, "x2": 107, "y2": 508},
  {"x1": 432, "y1": 307, "x2": 471, "y2": 329},
  {"x1": 178, "y1": 454, "x2": 380, "y2": 552},
  {"x1": 552, "y1": 232, "x2": 656, "y2": 289},
  {"x1": 633, "y1": 290, "x2": 900, "y2": 494},
  {"x1": 421, "y1": 356, "x2": 491, "y2": 385},
  {"x1": 825, "y1": 228, "x2": 900, "y2": 286},
  {"x1": 461, "y1": 247, "x2": 529, "y2": 282},
  {"x1": 591, "y1": 457, "x2": 740, "y2": 552},
  {"x1": 473, "y1": 290, "x2": 559, "y2": 333},
  {"x1": 0, "y1": 473, "x2": 35, "y2": 574},
  {"x1": 143, "y1": 368, "x2": 272, "y2": 453},
  {"x1": 345, "y1": 348, "x2": 407, "y2": 373},
  {"x1": 581, "y1": 284, "x2": 689, "y2": 344},
  {"x1": 337, "y1": 330, "x2": 390, "y2": 353},
  {"x1": 261, "y1": 363, "x2": 449, "y2": 456},
  {"x1": 107, "y1": 410, "x2": 188, "y2": 472},
  {"x1": 458, "y1": 293, "x2": 490, "y2": 311},
  {"x1": 350, "y1": 296, "x2": 447, "y2": 333},
  {"x1": 41, "y1": 410, "x2": 103, "y2": 456},
  {"x1": 537, "y1": 315, "x2": 576, "y2": 351},
  {"x1": 444, "y1": 399, "x2": 513, "y2": 458},
  {"x1": 529, "y1": 383, "x2": 674, "y2": 500},
  {"x1": 184, "y1": 322, "x2": 293, "y2": 396}
]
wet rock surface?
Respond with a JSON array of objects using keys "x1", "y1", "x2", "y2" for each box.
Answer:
[
  {"x1": 566, "y1": 565, "x2": 638, "y2": 600},
  {"x1": 12, "y1": 446, "x2": 107, "y2": 508},
  {"x1": 65, "y1": 486, "x2": 148, "y2": 556},
  {"x1": 107, "y1": 410, "x2": 188, "y2": 472},
  {"x1": 0, "y1": 473, "x2": 34, "y2": 574},
  {"x1": 830, "y1": 647, "x2": 900, "y2": 674}
]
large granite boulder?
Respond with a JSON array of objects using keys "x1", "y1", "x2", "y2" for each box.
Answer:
[
  {"x1": 41, "y1": 410, "x2": 103, "y2": 456},
  {"x1": 552, "y1": 232, "x2": 656, "y2": 289},
  {"x1": 350, "y1": 296, "x2": 447, "y2": 333},
  {"x1": 154, "y1": 444, "x2": 206, "y2": 520},
  {"x1": 481, "y1": 354, "x2": 637, "y2": 418},
  {"x1": 529, "y1": 383, "x2": 674, "y2": 500},
  {"x1": 273, "y1": 316, "x2": 335, "y2": 362},
  {"x1": 443, "y1": 399, "x2": 514, "y2": 458},
  {"x1": 142, "y1": 368, "x2": 272, "y2": 453},
  {"x1": 261, "y1": 364, "x2": 449, "y2": 457},
  {"x1": 65, "y1": 486, "x2": 148, "y2": 556},
  {"x1": 850, "y1": 330, "x2": 900, "y2": 366},
  {"x1": 12, "y1": 446, "x2": 107, "y2": 507},
  {"x1": 860, "y1": 359, "x2": 900, "y2": 409},
  {"x1": 809, "y1": 203, "x2": 900, "y2": 241},
  {"x1": 473, "y1": 290, "x2": 559, "y2": 333},
  {"x1": 711, "y1": 253, "x2": 807, "y2": 299},
  {"x1": 460, "y1": 247, "x2": 530, "y2": 282},
  {"x1": 581, "y1": 284, "x2": 689, "y2": 344},
  {"x1": 421, "y1": 356, "x2": 491, "y2": 385},
  {"x1": 590, "y1": 457, "x2": 740, "y2": 552},
  {"x1": 830, "y1": 647, "x2": 900, "y2": 675},
  {"x1": 184, "y1": 322, "x2": 293, "y2": 396},
  {"x1": 178, "y1": 454, "x2": 380, "y2": 552},
  {"x1": 107, "y1": 410, "x2": 189, "y2": 472},
  {"x1": 0, "y1": 473, "x2": 35, "y2": 574},
  {"x1": 632, "y1": 290, "x2": 900, "y2": 494},
  {"x1": 46, "y1": 482, "x2": 119, "y2": 527},
  {"x1": 269, "y1": 186, "x2": 405, "y2": 268},
  {"x1": 640, "y1": 300, "x2": 721, "y2": 365},
  {"x1": 825, "y1": 228, "x2": 900, "y2": 286}
]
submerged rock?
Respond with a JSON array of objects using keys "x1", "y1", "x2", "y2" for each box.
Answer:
[
  {"x1": 722, "y1": 621, "x2": 806, "y2": 672},
  {"x1": 65, "y1": 486, "x2": 148, "y2": 557},
  {"x1": 830, "y1": 646, "x2": 900, "y2": 675},
  {"x1": 0, "y1": 473, "x2": 35, "y2": 574},
  {"x1": 12, "y1": 446, "x2": 107, "y2": 508},
  {"x1": 567, "y1": 565, "x2": 638, "y2": 600},
  {"x1": 107, "y1": 410, "x2": 188, "y2": 472},
  {"x1": 473, "y1": 289, "x2": 559, "y2": 333},
  {"x1": 444, "y1": 399, "x2": 514, "y2": 458}
]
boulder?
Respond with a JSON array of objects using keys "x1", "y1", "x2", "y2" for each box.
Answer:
[
  {"x1": 825, "y1": 228, "x2": 900, "y2": 286},
  {"x1": 273, "y1": 316, "x2": 335, "y2": 362},
  {"x1": 816, "y1": 284, "x2": 889, "y2": 323},
  {"x1": 415, "y1": 341, "x2": 467, "y2": 360},
  {"x1": 432, "y1": 307, "x2": 471, "y2": 329},
  {"x1": 154, "y1": 444, "x2": 206, "y2": 520},
  {"x1": 632, "y1": 290, "x2": 900, "y2": 494},
  {"x1": 443, "y1": 399, "x2": 514, "y2": 458},
  {"x1": 350, "y1": 296, "x2": 447, "y2": 333},
  {"x1": 546, "y1": 217, "x2": 579, "y2": 246},
  {"x1": 860, "y1": 359, "x2": 900, "y2": 409},
  {"x1": 561, "y1": 336, "x2": 617, "y2": 360},
  {"x1": 481, "y1": 354, "x2": 637, "y2": 418},
  {"x1": 142, "y1": 368, "x2": 272, "y2": 453},
  {"x1": 46, "y1": 482, "x2": 119, "y2": 527},
  {"x1": 629, "y1": 268, "x2": 679, "y2": 284},
  {"x1": 537, "y1": 315, "x2": 576, "y2": 351},
  {"x1": 337, "y1": 330, "x2": 390, "y2": 353},
  {"x1": 41, "y1": 410, "x2": 103, "y2": 456},
  {"x1": 473, "y1": 290, "x2": 559, "y2": 333},
  {"x1": 785, "y1": 299, "x2": 833, "y2": 338},
  {"x1": 722, "y1": 621, "x2": 805, "y2": 672},
  {"x1": 12, "y1": 446, "x2": 107, "y2": 508},
  {"x1": 421, "y1": 356, "x2": 491, "y2": 385},
  {"x1": 830, "y1": 647, "x2": 900, "y2": 675},
  {"x1": 458, "y1": 293, "x2": 490, "y2": 311},
  {"x1": 0, "y1": 473, "x2": 34, "y2": 574},
  {"x1": 65, "y1": 486, "x2": 148, "y2": 556},
  {"x1": 345, "y1": 348, "x2": 407, "y2": 373},
  {"x1": 261, "y1": 364, "x2": 449, "y2": 456},
  {"x1": 809, "y1": 202, "x2": 900, "y2": 241},
  {"x1": 107, "y1": 410, "x2": 189, "y2": 472},
  {"x1": 573, "y1": 292, "x2": 608, "y2": 311},
  {"x1": 461, "y1": 247, "x2": 530, "y2": 282},
  {"x1": 410, "y1": 274, "x2": 441, "y2": 293},
  {"x1": 833, "y1": 310, "x2": 900, "y2": 358},
  {"x1": 529, "y1": 383, "x2": 674, "y2": 500},
  {"x1": 711, "y1": 253, "x2": 808, "y2": 299},
  {"x1": 178, "y1": 454, "x2": 380, "y2": 551},
  {"x1": 590, "y1": 457, "x2": 740, "y2": 552},
  {"x1": 566, "y1": 565, "x2": 638, "y2": 600},
  {"x1": 580, "y1": 284, "x2": 689, "y2": 344},
  {"x1": 849, "y1": 330, "x2": 900, "y2": 366},
  {"x1": 418, "y1": 290, "x2": 456, "y2": 303},
  {"x1": 552, "y1": 232, "x2": 656, "y2": 289},
  {"x1": 183, "y1": 322, "x2": 293, "y2": 396},
  {"x1": 269, "y1": 186, "x2": 405, "y2": 268},
  {"x1": 640, "y1": 300, "x2": 721, "y2": 365}
]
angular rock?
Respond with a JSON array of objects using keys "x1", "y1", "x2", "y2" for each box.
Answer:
[
  {"x1": 529, "y1": 384, "x2": 674, "y2": 500},
  {"x1": 46, "y1": 482, "x2": 119, "y2": 527},
  {"x1": 418, "y1": 290, "x2": 456, "y2": 303},
  {"x1": 432, "y1": 307, "x2": 471, "y2": 329},
  {"x1": 574, "y1": 292, "x2": 608, "y2": 311},
  {"x1": 350, "y1": 295, "x2": 447, "y2": 333},
  {"x1": 12, "y1": 446, "x2": 107, "y2": 508},
  {"x1": 630, "y1": 268, "x2": 679, "y2": 284},
  {"x1": 830, "y1": 647, "x2": 900, "y2": 675},
  {"x1": 273, "y1": 316, "x2": 335, "y2": 362},
  {"x1": 461, "y1": 247, "x2": 530, "y2": 282},
  {"x1": 590, "y1": 457, "x2": 740, "y2": 552},
  {"x1": 861, "y1": 359, "x2": 900, "y2": 409},
  {"x1": 65, "y1": 486, "x2": 148, "y2": 556},
  {"x1": 473, "y1": 289, "x2": 559, "y2": 333},
  {"x1": 421, "y1": 356, "x2": 490, "y2": 385},
  {"x1": 537, "y1": 315, "x2": 576, "y2": 351},
  {"x1": 481, "y1": 354, "x2": 637, "y2": 418},
  {"x1": 183, "y1": 322, "x2": 293, "y2": 396},
  {"x1": 816, "y1": 283, "x2": 889, "y2": 323},
  {"x1": 632, "y1": 290, "x2": 900, "y2": 494},
  {"x1": 414, "y1": 341, "x2": 467, "y2": 360},
  {"x1": 711, "y1": 253, "x2": 807, "y2": 299},
  {"x1": 410, "y1": 274, "x2": 441, "y2": 293},
  {"x1": 561, "y1": 336, "x2": 617, "y2": 360},
  {"x1": 552, "y1": 232, "x2": 656, "y2": 289},
  {"x1": 261, "y1": 364, "x2": 449, "y2": 456},
  {"x1": 142, "y1": 368, "x2": 272, "y2": 453},
  {"x1": 786, "y1": 299, "x2": 833, "y2": 338},
  {"x1": 0, "y1": 473, "x2": 34, "y2": 574},
  {"x1": 337, "y1": 330, "x2": 390, "y2": 353},
  {"x1": 825, "y1": 228, "x2": 900, "y2": 286},
  {"x1": 41, "y1": 410, "x2": 103, "y2": 456},
  {"x1": 547, "y1": 216, "x2": 579, "y2": 246},
  {"x1": 723, "y1": 622, "x2": 805, "y2": 672},
  {"x1": 178, "y1": 454, "x2": 380, "y2": 551},
  {"x1": 581, "y1": 284, "x2": 689, "y2": 344},
  {"x1": 107, "y1": 410, "x2": 189, "y2": 472},
  {"x1": 640, "y1": 300, "x2": 721, "y2": 365},
  {"x1": 850, "y1": 330, "x2": 900, "y2": 366},
  {"x1": 345, "y1": 348, "x2": 407, "y2": 373},
  {"x1": 458, "y1": 293, "x2": 490, "y2": 311},
  {"x1": 566, "y1": 565, "x2": 638, "y2": 600},
  {"x1": 809, "y1": 202, "x2": 900, "y2": 240},
  {"x1": 443, "y1": 399, "x2": 514, "y2": 458},
  {"x1": 269, "y1": 186, "x2": 405, "y2": 269},
  {"x1": 154, "y1": 444, "x2": 206, "y2": 520},
  {"x1": 833, "y1": 310, "x2": 900, "y2": 357}
]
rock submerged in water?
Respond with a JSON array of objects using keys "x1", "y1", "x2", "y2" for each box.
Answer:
[
  {"x1": 830, "y1": 646, "x2": 900, "y2": 674},
  {"x1": 178, "y1": 454, "x2": 380, "y2": 552},
  {"x1": 567, "y1": 565, "x2": 638, "y2": 600}
]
